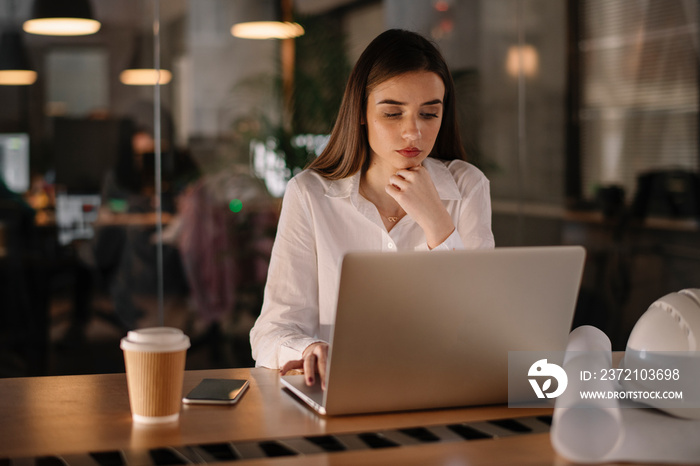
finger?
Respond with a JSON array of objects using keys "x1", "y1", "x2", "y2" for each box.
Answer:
[
  {"x1": 395, "y1": 167, "x2": 424, "y2": 185},
  {"x1": 316, "y1": 348, "x2": 328, "y2": 390},
  {"x1": 385, "y1": 183, "x2": 402, "y2": 199},
  {"x1": 388, "y1": 174, "x2": 409, "y2": 191},
  {"x1": 400, "y1": 165, "x2": 422, "y2": 177},
  {"x1": 280, "y1": 359, "x2": 303, "y2": 375},
  {"x1": 303, "y1": 353, "x2": 317, "y2": 386},
  {"x1": 394, "y1": 170, "x2": 416, "y2": 182}
]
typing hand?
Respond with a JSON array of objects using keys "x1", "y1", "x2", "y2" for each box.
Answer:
[
  {"x1": 280, "y1": 342, "x2": 329, "y2": 390},
  {"x1": 386, "y1": 165, "x2": 455, "y2": 248}
]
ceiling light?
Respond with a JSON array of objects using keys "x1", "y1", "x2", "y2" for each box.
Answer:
[
  {"x1": 0, "y1": 31, "x2": 37, "y2": 86},
  {"x1": 506, "y1": 44, "x2": 539, "y2": 78},
  {"x1": 231, "y1": 0, "x2": 304, "y2": 40},
  {"x1": 23, "y1": 0, "x2": 101, "y2": 36},
  {"x1": 120, "y1": 69, "x2": 172, "y2": 86},
  {"x1": 232, "y1": 21, "x2": 304, "y2": 40},
  {"x1": 120, "y1": 34, "x2": 172, "y2": 86}
]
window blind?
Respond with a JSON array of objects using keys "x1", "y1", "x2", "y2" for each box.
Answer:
[{"x1": 579, "y1": 0, "x2": 698, "y2": 200}]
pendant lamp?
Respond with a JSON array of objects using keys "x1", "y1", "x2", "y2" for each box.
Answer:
[
  {"x1": 506, "y1": 44, "x2": 539, "y2": 78},
  {"x1": 120, "y1": 34, "x2": 172, "y2": 86},
  {"x1": 232, "y1": 0, "x2": 304, "y2": 40},
  {"x1": 0, "y1": 31, "x2": 37, "y2": 86},
  {"x1": 23, "y1": 0, "x2": 101, "y2": 36}
]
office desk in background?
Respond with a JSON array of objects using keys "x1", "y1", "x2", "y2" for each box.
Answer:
[
  {"x1": 0, "y1": 367, "x2": 661, "y2": 466},
  {"x1": 93, "y1": 209, "x2": 174, "y2": 228}
]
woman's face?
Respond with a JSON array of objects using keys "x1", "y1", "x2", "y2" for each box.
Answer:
[{"x1": 364, "y1": 70, "x2": 445, "y2": 174}]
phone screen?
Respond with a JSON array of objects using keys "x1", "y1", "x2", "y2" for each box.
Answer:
[{"x1": 182, "y1": 378, "x2": 249, "y2": 405}]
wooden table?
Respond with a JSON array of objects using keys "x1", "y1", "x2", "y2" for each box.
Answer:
[{"x1": 0, "y1": 368, "x2": 635, "y2": 465}]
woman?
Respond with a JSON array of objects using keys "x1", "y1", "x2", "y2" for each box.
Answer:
[{"x1": 249, "y1": 29, "x2": 495, "y2": 386}]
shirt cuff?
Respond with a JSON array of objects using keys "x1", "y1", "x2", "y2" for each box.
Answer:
[
  {"x1": 279, "y1": 337, "x2": 327, "y2": 368},
  {"x1": 430, "y1": 228, "x2": 465, "y2": 251}
]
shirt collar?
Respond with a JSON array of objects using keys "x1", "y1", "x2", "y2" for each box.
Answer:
[
  {"x1": 325, "y1": 171, "x2": 358, "y2": 200},
  {"x1": 324, "y1": 157, "x2": 461, "y2": 201}
]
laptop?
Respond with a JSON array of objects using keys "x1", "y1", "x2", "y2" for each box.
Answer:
[{"x1": 280, "y1": 246, "x2": 586, "y2": 415}]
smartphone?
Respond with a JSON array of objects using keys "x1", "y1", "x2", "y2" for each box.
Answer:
[{"x1": 182, "y1": 378, "x2": 249, "y2": 405}]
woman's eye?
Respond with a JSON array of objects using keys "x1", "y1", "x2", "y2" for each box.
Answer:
[
  {"x1": 384, "y1": 112, "x2": 401, "y2": 118},
  {"x1": 421, "y1": 112, "x2": 439, "y2": 119}
]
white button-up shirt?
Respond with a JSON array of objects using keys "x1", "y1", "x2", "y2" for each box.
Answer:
[{"x1": 250, "y1": 158, "x2": 495, "y2": 369}]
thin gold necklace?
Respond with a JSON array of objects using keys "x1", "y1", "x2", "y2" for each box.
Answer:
[{"x1": 359, "y1": 184, "x2": 404, "y2": 222}]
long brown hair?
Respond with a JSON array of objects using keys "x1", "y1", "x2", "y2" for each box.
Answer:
[{"x1": 307, "y1": 29, "x2": 466, "y2": 180}]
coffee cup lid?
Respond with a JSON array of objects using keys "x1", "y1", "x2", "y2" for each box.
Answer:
[{"x1": 120, "y1": 327, "x2": 190, "y2": 353}]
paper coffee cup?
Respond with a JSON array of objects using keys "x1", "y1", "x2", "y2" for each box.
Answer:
[{"x1": 120, "y1": 327, "x2": 190, "y2": 424}]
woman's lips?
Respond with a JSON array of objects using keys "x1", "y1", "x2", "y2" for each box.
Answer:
[{"x1": 397, "y1": 148, "x2": 421, "y2": 158}]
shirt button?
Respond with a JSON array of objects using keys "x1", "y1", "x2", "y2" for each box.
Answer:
[{"x1": 388, "y1": 243, "x2": 394, "y2": 249}]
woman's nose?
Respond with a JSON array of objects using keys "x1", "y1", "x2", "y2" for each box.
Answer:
[{"x1": 402, "y1": 117, "x2": 421, "y2": 140}]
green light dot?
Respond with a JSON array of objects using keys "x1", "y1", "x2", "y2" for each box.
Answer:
[{"x1": 229, "y1": 199, "x2": 243, "y2": 213}]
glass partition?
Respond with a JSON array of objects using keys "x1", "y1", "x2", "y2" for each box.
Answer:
[{"x1": 0, "y1": 0, "x2": 697, "y2": 377}]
